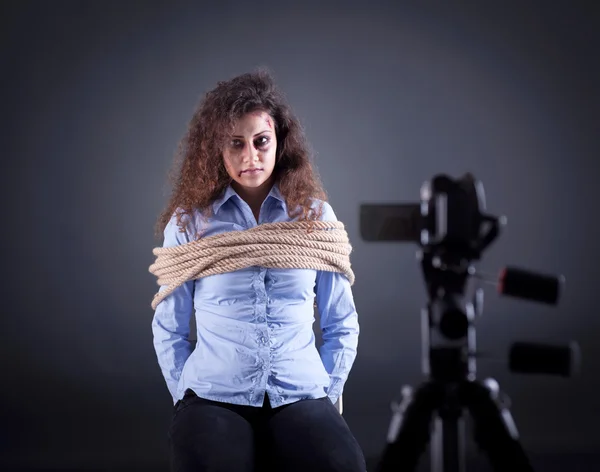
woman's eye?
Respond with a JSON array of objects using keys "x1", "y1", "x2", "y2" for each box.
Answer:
[{"x1": 255, "y1": 136, "x2": 269, "y2": 147}]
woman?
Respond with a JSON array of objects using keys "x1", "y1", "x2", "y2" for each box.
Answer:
[{"x1": 150, "y1": 69, "x2": 366, "y2": 472}]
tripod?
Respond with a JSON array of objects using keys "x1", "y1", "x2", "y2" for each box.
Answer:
[{"x1": 375, "y1": 251, "x2": 534, "y2": 472}]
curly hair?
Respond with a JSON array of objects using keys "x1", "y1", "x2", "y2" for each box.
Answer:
[{"x1": 155, "y1": 68, "x2": 328, "y2": 240}]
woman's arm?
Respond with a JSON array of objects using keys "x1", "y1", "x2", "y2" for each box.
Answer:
[
  {"x1": 315, "y1": 202, "x2": 360, "y2": 406},
  {"x1": 151, "y1": 215, "x2": 195, "y2": 404}
]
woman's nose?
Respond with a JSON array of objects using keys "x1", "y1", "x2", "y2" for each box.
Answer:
[{"x1": 241, "y1": 143, "x2": 259, "y2": 162}]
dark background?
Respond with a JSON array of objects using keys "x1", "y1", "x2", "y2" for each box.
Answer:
[{"x1": 2, "y1": 0, "x2": 598, "y2": 470}]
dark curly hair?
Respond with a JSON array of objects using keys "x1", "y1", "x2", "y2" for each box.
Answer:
[{"x1": 155, "y1": 68, "x2": 328, "y2": 239}]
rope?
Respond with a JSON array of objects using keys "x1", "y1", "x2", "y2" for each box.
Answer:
[{"x1": 148, "y1": 220, "x2": 354, "y2": 310}]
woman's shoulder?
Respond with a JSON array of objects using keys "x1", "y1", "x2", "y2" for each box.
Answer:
[
  {"x1": 163, "y1": 207, "x2": 208, "y2": 244},
  {"x1": 310, "y1": 198, "x2": 338, "y2": 222}
]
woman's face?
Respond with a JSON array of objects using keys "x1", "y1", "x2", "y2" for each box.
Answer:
[{"x1": 222, "y1": 110, "x2": 277, "y2": 193}]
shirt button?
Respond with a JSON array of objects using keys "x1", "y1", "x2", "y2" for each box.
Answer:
[
  {"x1": 260, "y1": 336, "x2": 267, "y2": 344},
  {"x1": 257, "y1": 316, "x2": 266, "y2": 323}
]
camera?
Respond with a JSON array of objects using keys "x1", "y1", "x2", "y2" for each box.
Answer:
[{"x1": 360, "y1": 173, "x2": 578, "y2": 472}]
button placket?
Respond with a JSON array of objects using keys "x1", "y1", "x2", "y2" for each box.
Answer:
[{"x1": 255, "y1": 267, "x2": 268, "y2": 324}]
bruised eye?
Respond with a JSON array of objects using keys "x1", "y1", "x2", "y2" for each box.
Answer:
[{"x1": 254, "y1": 136, "x2": 270, "y2": 147}]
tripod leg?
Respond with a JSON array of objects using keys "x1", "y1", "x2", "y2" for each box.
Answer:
[
  {"x1": 375, "y1": 382, "x2": 440, "y2": 472},
  {"x1": 431, "y1": 407, "x2": 467, "y2": 472},
  {"x1": 464, "y1": 379, "x2": 535, "y2": 472}
]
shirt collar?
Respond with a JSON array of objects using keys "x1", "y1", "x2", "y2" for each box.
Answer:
[
  {"x1": 212, "y1": 185, "x2": 237, "y2": 215},
  {"x1": 212, "y1": 182, "x2": 286, "y2": 215},
  {"x1": 268, "y1": 182, "x2": 286, "y2": 209}
]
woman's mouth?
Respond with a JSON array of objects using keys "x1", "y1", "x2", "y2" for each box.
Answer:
[{"x1": 241, "y1": 168, "x2": 263, "y2": 176}]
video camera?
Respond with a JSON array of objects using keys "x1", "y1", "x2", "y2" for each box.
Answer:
[{"x1": 359, "y1": 173, "x2": 579, "y2": 472}]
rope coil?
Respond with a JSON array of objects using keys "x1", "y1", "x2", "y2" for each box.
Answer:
[{"x1": 149, "y1": 220, "x2": 354, "y2": 310}]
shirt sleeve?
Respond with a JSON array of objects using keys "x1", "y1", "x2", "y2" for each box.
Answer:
[
  {"x1": 151, "y1": 214, "x2": 195, "y2": 404},
  {"x1": 315, "y1": 202, "x2": 360, "y2": 405}
]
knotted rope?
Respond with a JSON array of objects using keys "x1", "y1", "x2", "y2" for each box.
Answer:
[{"x1": 148, "y1": 220, "x2": 354, "y2": 310}]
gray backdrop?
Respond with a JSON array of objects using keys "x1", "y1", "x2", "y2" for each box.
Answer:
[{"x1": 2, "y1": 0, "x2": 598, "y2": 469}]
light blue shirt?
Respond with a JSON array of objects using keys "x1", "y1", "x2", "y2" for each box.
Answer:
[{"x1": 151, "y1": 183, "x2": 359, "y2": 408}]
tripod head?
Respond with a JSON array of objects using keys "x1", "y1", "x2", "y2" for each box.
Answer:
[{"x1": 360, "y1": 173, "x2": 577, "y2": 382}]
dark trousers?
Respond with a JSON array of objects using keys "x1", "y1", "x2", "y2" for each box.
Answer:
[{"x1": 168, "y1": 389, "x2": 367, "y2": 472}]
